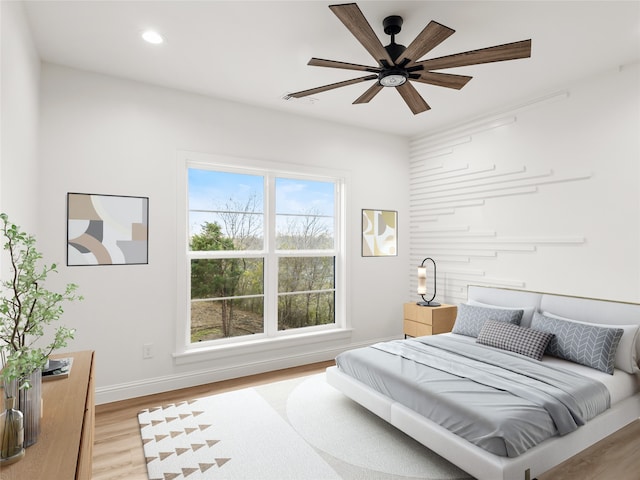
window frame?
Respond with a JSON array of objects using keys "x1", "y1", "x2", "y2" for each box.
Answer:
[{"x1": 174, "y1": 151, "x2": 349, "y2": 362}]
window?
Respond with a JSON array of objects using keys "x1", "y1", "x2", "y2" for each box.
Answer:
[{"x1": 182, "y1": 159, "x2": 344, "y2": 351}]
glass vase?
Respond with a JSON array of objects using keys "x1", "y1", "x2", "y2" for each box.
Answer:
[
  {"x1": 0, "y1": 380, "x2": 25, "y2": 465},
  {"x1": 17, "y1": 369, "x2": 42, "y2": 447}
]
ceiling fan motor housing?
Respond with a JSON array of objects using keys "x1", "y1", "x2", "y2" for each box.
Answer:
[{"x1": 384, "y1": 42, "x2": 406, "y2": 63}]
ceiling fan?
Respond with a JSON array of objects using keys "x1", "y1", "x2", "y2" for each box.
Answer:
[{"x1": 288, "y1": 3, "x2": 532, "y2": 114}]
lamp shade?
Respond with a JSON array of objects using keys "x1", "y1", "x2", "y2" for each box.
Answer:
[{"x1": 417, "y1": 266, "x2": 428, "y2": 295}]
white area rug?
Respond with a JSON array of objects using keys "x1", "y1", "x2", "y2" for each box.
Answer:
[{"x1": 138, "y1": 373, "x2": 473, "y2": 480}]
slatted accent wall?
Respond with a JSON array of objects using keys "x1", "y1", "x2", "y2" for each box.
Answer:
[{"x1": 408, "y1": 92, "x2": 592, "y2": 305}]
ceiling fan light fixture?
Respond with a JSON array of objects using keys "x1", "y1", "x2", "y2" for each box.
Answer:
[{"x1": 379, "y1": 70, "x2": 408, "y2": 87}]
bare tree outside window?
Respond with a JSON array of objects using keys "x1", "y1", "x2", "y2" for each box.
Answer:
[{"x1": 218, "y1": 194, "x2": 263, "y2": 251}]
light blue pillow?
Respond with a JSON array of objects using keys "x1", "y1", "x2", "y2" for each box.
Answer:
[
  {"x1": 530, "y1": 312, "x2": 624, "y2": 374},
  {"x1": 452, "y1": 303, "x2": 523, "y2": 338}
]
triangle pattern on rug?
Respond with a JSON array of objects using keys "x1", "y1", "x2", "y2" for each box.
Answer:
[
  {"x1": 139, "y1": 399, "x2": 232, "y2": 479},
  {"x1": 200, "y1": 463, "x2": 215, "y2": 472},
  {"x1": 181, "y1": 467, "x2": 199, "y2": 477}
]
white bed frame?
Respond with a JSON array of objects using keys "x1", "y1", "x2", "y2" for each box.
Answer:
[{"x1": 326, "y1": 286, "x2": 640, "y2": 480}]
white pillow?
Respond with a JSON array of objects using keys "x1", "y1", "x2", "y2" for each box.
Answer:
[
  {"x1": 542, "y1": 311, "x2": 640, "y2": 374},
  {"x1": 467, "y1": 299, "x2": 536, "y2": 327}
]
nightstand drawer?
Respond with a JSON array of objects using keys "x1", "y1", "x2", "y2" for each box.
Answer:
[
  {"x1": 404, "y1": 319, "x2": 433, "y2": 337},
  {"x1": 404, "y1": 303, "x2": 431, "y2": 323},
  {"x1": 403, "y1": 303, "x2": 457, "y2": 337}
]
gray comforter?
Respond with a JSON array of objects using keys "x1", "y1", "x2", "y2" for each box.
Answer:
[{"x1": 335, "y1": 334, "x2": 610, "y2": 457}]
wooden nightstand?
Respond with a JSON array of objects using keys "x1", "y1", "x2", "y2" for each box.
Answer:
[{"x1": 403, "y1": 303, "x2": 458, "y2": 338}]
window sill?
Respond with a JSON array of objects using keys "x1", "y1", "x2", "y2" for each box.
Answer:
[{"x1": 172, "y1": 328, "x2": 353, "y2": 366}]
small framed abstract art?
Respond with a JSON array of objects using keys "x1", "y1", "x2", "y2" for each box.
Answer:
[
  {"x1": 361, "y1": 209, "x2": 397, "y2": 257},
  {"x1": 67, "y1": 193, "x2": 149, "y2": 266}
]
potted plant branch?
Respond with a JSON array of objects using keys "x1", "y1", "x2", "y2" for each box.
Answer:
[{"x1": 0, "y1": 213, "x2": 82, "y2": 453}]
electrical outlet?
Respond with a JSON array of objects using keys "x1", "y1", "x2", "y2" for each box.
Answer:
[{"x1": 143, "y1": 343, "x2": 154, "y2": 359}]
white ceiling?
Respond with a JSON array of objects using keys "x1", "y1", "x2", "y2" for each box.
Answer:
[{"x1": 21, "y1": 1, "x2": 640, "y2": 137}]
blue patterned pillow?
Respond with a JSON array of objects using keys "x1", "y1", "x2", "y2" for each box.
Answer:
[
  {"x1": 452, "y1": 303, "x2": 523, "y2": 338},
  {"x1": 477, "y1": 320, "x2": 554, "y2": 360},
  {"x1": 530, "y1": 312, "x2": 624, "y2": 374}
]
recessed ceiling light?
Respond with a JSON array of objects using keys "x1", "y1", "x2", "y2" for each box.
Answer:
[{"x1": 142, "y1": 30, "x2": 164, "y2": 45}]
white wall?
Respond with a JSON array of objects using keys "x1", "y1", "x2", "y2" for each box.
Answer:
[
  {"x1": 0, "y1": 1, "x2": 40, "y2": 233},
  {"x1": 409, "y1": 65, "x2": 640, "y2": 304},
  {"x1": 36, "y1": 64, "x2": 409, "y2": 403}
]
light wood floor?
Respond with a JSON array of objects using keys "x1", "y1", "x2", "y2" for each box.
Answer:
[
  {"x1": 536, "y1": 418, "x2": 640, "y2": 480},
  {"x1": 92, "y1": 360, "x2": 334, "y2": 480},
  {"x1": 93, "y1": 360, "x2": 639, "y2": 480}
]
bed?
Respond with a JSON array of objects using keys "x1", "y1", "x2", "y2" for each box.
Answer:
[{"x1": 326, "y1": 286, "x2": 640, "y2": 480}]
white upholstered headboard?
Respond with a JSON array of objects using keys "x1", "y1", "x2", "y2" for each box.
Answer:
[
  {"x1": 466, "y1": 286, "x2": 542, "y2": 326},
  {"x1": 466, "y1": 285, "x2": 640, "y2": 368},
  {"x1": 467, "y1": 285, "x2": 640, "y2": 325}
]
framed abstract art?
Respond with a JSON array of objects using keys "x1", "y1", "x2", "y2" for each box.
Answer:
[
  {"x1": 67, "y1": 193, "x2": 149, "y2": 266},
  {"x1": 361, "y1": 209, "x2": 397, "y2": 257}
]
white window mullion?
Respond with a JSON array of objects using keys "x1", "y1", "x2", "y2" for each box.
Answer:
[
  {"x1": 335, "y1": 178, "x2": 346, "y2": 329},
  {"x1": 264, "y1": 175, "x2": 278, "y2": 337}
]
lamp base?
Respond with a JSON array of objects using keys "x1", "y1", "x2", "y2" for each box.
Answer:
[{"x1": 416, "y1": 301, "x2": 441, "y2": 307}]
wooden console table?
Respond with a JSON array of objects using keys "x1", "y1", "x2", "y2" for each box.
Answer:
[{"x1": 1, "y1": 350, "x2": 95, "y2": 480}]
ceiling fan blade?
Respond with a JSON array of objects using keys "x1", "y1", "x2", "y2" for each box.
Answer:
[
  {"x1": 329, "y1": 3, "x2": 394, "y2": 67},
  {"x1": 353, "y1": 83, "x2": 383, "y2": 104},
  {"x1": 395, "y1": 21, "x2": 455, "y2": 65},
  {"x1": 415, "y1": 39, "x2": 532, "y2": 71},
  {"x1": 413, "y1": 71, "x2": 473, "y2": 90},
  {"x1": 396, "y1": 82, "x2": 430, "y2": 114},
  {"x1": 308, "y1": 58, "x2": 381, "y2": 73},
  {"x1": 288, "y1": 75, "x2": 378, "y2": 98}
]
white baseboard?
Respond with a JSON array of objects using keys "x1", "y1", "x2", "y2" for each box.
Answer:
[{"x1": 95, "y1": 335, "x2": 400, "y2": 405}]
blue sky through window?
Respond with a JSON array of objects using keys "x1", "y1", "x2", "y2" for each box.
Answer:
[
  {"x1": 189, "y1": 169, "x2": 264, "y2": 212},
  {"x1": 188, "y1": 169, "x2": 335, "y2": 242},
  {"x1": 275, "y1": 177, "x2": 334, "y2": 216}
]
